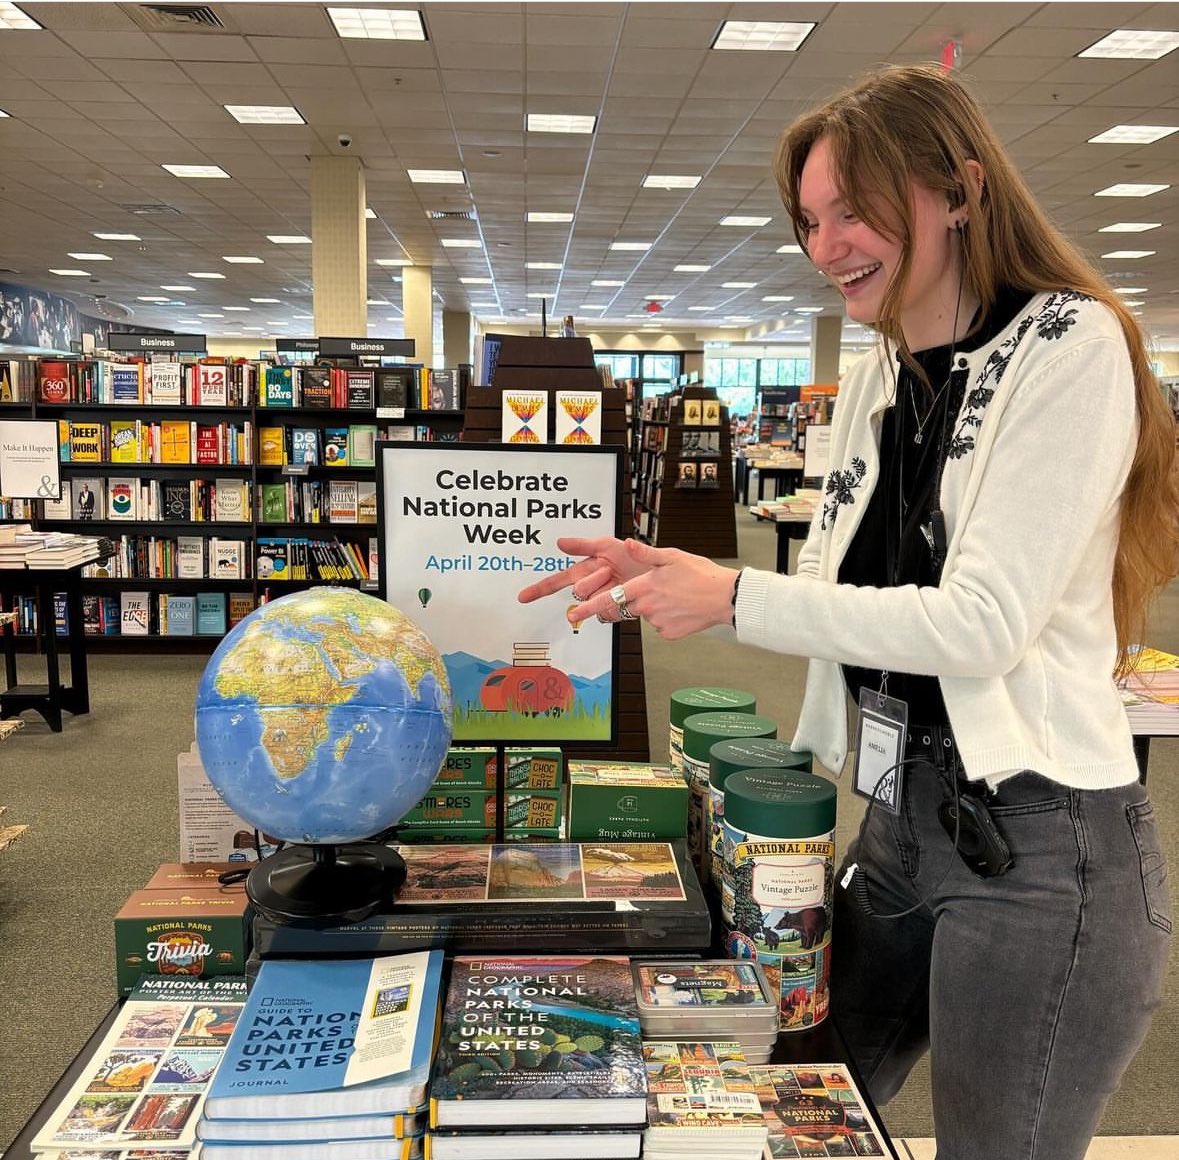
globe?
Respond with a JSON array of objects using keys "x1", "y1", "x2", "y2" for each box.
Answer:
[{"x1": 194, "y1": 586, "x2": 453, "y2": 847}]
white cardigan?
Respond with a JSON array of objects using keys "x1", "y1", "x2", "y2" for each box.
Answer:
[{"x1": 734, "y1": 291, "x2": 1141, "y2": 789}]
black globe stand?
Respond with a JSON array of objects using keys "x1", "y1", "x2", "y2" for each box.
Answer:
[{"x1": 246, "y1": 842, "x2": 407, "y2": 924}]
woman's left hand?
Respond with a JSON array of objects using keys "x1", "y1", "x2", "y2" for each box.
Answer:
[{"x1": 574, "y1": 539, "x2": 739, "y2": 640}]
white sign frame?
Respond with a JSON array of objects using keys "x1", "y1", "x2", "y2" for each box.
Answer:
[
  {"x1": 0, "y1": 418, "x2": 61, "y2": 500},
  {"x1": 378, "y1": 441, "x2": 621, "y2": 744}
]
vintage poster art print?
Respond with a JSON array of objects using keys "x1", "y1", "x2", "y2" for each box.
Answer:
[{"x1": 379, "y1": 442, "x2": 620, "y2": 744}]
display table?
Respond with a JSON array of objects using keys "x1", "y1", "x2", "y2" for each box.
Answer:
[
  {"x1": 0, "y1": 561, "x2": 94, "y2": 732},
  {"x1": 736, "y1": 452, "x2": 805, "y2": 506}
]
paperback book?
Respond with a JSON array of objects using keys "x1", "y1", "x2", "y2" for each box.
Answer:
[
  {"x1": 30, "y1": 975, "x2": 247, "y2": 1153},
  {"x1": 429, "y1": 955, "x2": 645, "y2": 1129},
  {"x1": 202, "y1": 950, "x2": 443, "y2": 1122}
]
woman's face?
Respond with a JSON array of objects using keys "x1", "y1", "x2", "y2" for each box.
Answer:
[{"x1": 797, "y1": 136, "x2": 964, "y2": 350}]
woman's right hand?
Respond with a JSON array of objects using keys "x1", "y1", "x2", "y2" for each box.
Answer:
[{"x1": 516, "y1": 536, "x2": 651, "y2": 605}]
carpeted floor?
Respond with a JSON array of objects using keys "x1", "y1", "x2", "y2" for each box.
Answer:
[{"x1": 0, "y1": 514, "x2": 1175, "y2": 1151}]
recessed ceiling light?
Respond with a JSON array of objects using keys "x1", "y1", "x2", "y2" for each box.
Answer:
[
  {"x1": 67, "y1": 252, "x2": 111, "y2": 261},
  {"x1": 222, "y1": 255, "x2": 264, "y2": 263},
  {"x1": 49, "y1": 269, "x2": 89, "y2": 276},
  {"x1": 224, "y1": 104, "x2": 305, "y2": 125},
  {"x1": 675, "y1": 264, "x2": 712, "y2": 272},
  {"x1": 643, "y1": 174, "x2": 702, "y2": 190},
  {"x1": 777, "y1": 244, "x2": 805, "y2": 254},
  {"x1": 366, "y1": 298, "x2": 389, "y2": 305},
  {"x1": 722, "y1": 281, "x2": 757, "y2": 289},
  {"x1": 222, "y1": 306, "x2": 250, "y2": 312},
  {"x1": 188, "y1": 271, "x2": 226, "y2": 279},
  {"x1": 526, "y1": 113, "x2": 596, "y2": 134},
  {"x1": 1102, "y1": 250, "x2": 1156, "y2": 258},
  {"x1": 610, "y1": 242, "x2": 651, "y2": 251},
  {"x1": 1122, "y1": 299, "x2": 1147, "y2": 307},
  {"x1": 0, "y1": 108, "x2": 8, "y2": 118},
  {"x1": 712, "y1": 20, "x2": 815, "y2": 52},
  {"x1": 526, "y1": 262, "x2": 563, "y2": 270},
  {"x1": 241, "y1": 326, "x2": 267, "y2": 331},
  {"x1": 762, "y1": 295, "x2": 795, "y2": 302},
  {"x1": 162, "y1": 163, "x2": 230, "y2": 179},
  {"x1": 527, "y1": 212, "x2": 574, "y2": 223},
  {"x1": 364, "y1": 208, "x2": 377, "y2": 219},
  {"x1": 93, "y1": 232, "x2": 140, "y2": 241},
  {"x1": 526, "y1": 292, "x2": 552, "y2": 299},
  {"x1": 1094, "y1": 183, "x2": 1170, "y2": 197},
  {"x1": 441, "y1": 238, "x2": 481, "y2": 248},
  {"x1": 175, "y1": 319, "x2": 202, "y2": 326},
  {"x1": 1078, "y1": 30, "x2": 1179, "y2": 60},
  {"x1": 267, "y1": 235, "x2": 312, "y2": 244},
  {"x1": 0, "y1": 3, "x2": 41, "y2": 30},
  {"x1": 592, "y1": 280, "x2": 625, "y2": 287},
  {"x1": 161, "y1": 285, "x2": 194, "y2": 292},
  {"x1": 1088, "y1": 125, "x2": 1179, "y2": 145},
  {"x1": 470, "y1": 302, "x2": 498, "y2": 308},
  {"x1": 375, "y1": 258, "x2": 412, "y2": 266},
  {"x1": 720, "y1": 215, "x2": 772, "y2": 227},
  {"x1": 725, "y1": 316, "x2": 754, "y2": 322},
  {"x1": 579, "y1": 304, "x2": 605, "y2": 310},
  {"x1": 459, "y1": 277, "x2": 493, "y2": 284},
  {"x1": 407, "y1": 168, "x2": 465, "y2": 184},
  {"x1": 645, "y1": 294, "x2": 674, "y2": 301},
  {"x1": 250, "y1": 297, "x2": 281, "y2": 303},
  {"x1": 137, "y1": 296, "x2": 169, "y2": 303},
  {"x1": 687, "y1": 306, "x2": 714, "y2": 311},
  {"x1": 1098, "y1": 222, "x2": 1162, "y2": 232},
  {"x1": 796, "y1": 306, "x2": 824, "y2": 313},
  {"x1": 198, "y1": 313, "x2": 225, "y2": 319},
  {"x1": 328, "y1": 6, "x2": 426, "y2": 40},
  {"x1": 1114, "y1": 287, "x2": 1149, "y2": 294}
]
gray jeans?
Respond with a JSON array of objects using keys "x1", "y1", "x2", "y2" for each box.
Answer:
[{"x1": 832, "y1": 746, "x2": 1172, "y2": 1160}]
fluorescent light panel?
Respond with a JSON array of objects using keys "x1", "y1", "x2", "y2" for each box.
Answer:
[
  {"x1": 137, "y1": 296, "x2": 168, "y2": 302},
  {"x1": 49, "y1": 269, "x2": 89, "y2": 276},
  {"x1": 777, "y1": 244, "x2": 805, "y2": 254},
  {"x1": 375, "y1": 258, "x2": 412, "y2": 266},
  {"x1": 459, "y1": 277, "x2": 492, "y2": 284},
  {"x1": 675, "y1": 264, "x2": 712, "y2": 272},
  {"x1": 162, "y1": 164, "x2": 230, "y2": 179},
  {"x1": 1078, "y1": 30, "x2": 1179, "y2": 59},
  {"x1": 161, "y1": 285, "x2": 194, "y2": 291},
  {"x1": 643, "y1": 174, "x2": 701, "y2": 190},
  {"x1": 713, "y1": 20, "x2": 815, "y2": 52},
  {"x1": 250, "y1": 297, "x2": 281, "y2": 303},
  {"x1": 1102, "y1": 250, "x2": 1156, "y2": 258},
  {"x1": 188, "y1": 271, "x2": 226, "y2": 279},
  {"x1": 527, "y1": 212, "x2": 574, "y2": 223},
  {"x1": 592, "y1": 280, "x2": 625, "y2": 287},
  {"x1": 1094, "y1": 183, "x2": 1170, "y2": 197},
  {"x1": 222, "y1": 255, "x2": 264, "y2": 263},
  {"x1": 610, "y1": 242, "x2": 651, "y2": 251},
  {"x1": 1088, "y1": 125, "x2": 1179, "y2": 144},
  {"x1": 407, "y1": 168, "x2": 464, "y2": 184},
  {"x1": 328, "y1": 7, "x2": 426, "y2": 40},
  {"x1": 526, "y1": 262, "x2": 562, "y2": 270},
  {"x1": 0, "y1": 109, "x2": 8, "y2": 118},
  {"x1": 93, "y1": 232, "x2": 140, "y2": 241},
  {"x1": 720, "y1": 215, "x2": 772, "y2": 227},
  {"x1": 0, "y1": 3, "x2": 40, "y2": 30},
  {"x1": 440, "y1": 238, "x2": 481, "y2": 248},
  {"x1": 526, "y1": 113, "x2": 596, "y2": 134},
  {"x1": 67, "y1": 252, "x2": 110, "y2": 261},
  {"x1": 1114, "y1": 287, "x2": 1149, "y2": 294},
  {"x1": 796, "y1": 306, "x2": 823, "y2": 313},
  {"x1": 267, "y1": 235, "x2": 311, "y2": 244},
  {"x1": 224, "y1": 104, "x2": 304, "y2": 124},
  {"x1": 763, "y1": 295, "x2": 795, "y2": 302},
  {"x1": 722, "y1": 281, "x2": 756, "y2": 288},
  {"x1": 222, "y1": 306, "x2": 250, "y2": 312},
  {"x1": 365, "y1": 208, "x2": 377, "y2": 219},
  {"x1": 1098, "y1": 222, "x2": 1161, "y2": 232}
]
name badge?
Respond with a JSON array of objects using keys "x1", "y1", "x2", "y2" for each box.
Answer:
[{"x1": 853, "y1": 688, "x2": 908, "y2": 815}]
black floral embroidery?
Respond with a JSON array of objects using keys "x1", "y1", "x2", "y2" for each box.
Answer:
[
  {"x1": 946, "y1": 290, "x2": 1093, "y2": 461},
  {"x1": 821, "y1": 456, "x2": 867, "y2": 530}
]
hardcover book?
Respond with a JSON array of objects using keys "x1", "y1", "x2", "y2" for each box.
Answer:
[
  {"x1": 357, "y1": 481, "x2": 378, "y2": 524},
  {"x1": 202, "y1": 950, "x2": 443, "y2": 1122},
  {"x1": 426, "y1": 1127, "x2": 639, "y2": 1160},
  {"x1": 195, "y1": 424, "x2": 221, "y2": 465},
  {"x1": 554, "y1": 390, "x2": 602, "y2": 445},
  {"x1": 261, "y1": 482, "x2": 289, "y2": 524},
  {"x1": 196, "y1": 364, "x2": 229, "y2": 408},
  {"x1": 429, "y1": 956, "x2": 645, "y2": 1129},
  {"x1": 120, "y1": 590, "x2": 151, "y2": 635},
  {"x1": 214, "y1": 479, "x2": 247, "y2": 523},
  {"x1": 72, "y1": 478, "x2": 102, "y2": 521},
  {"x1": 165, "y1": 594, "x2": 196, "y2": 636},
  {"x1": 176, "y1": 536, "x2": 205, "y2": 579},
  {"x1": 349, "y1": 423, "x2": 378, "y2": 467},
  {"x1": 251, "y1": 841, "x2": 710, "y2": 958},
  {"x1": 302, "y1": 366, "x2": 333, "y2": 409},
  {"x1": 110, "y1": 362, "x2": 143, "y2": 404},
  {"x1": 749, "y1": 1063, "x2": 890, "y2": 1157},
  {"x1": 228, "y1": 591, "x2": 254, "y2": 628},
  {"x1": 109, "y1": 419, "x2": 141, "y2": 463},
  {"x1": 38, "y1": 360, "x2": 72, "y2": 404},
  {"x1": 163, "y1": 481, "x2": 192, "y2": 522},
  {"x1": 427, "y1": 368, "x2": 461, "y2": 411},
  {"x1": 150, "y1": 360, "x2": 183, "y2": 404},
  {"x1": 323, "y1": 427, "x2": 349, "y2": 466},
  {"x1": 69, "y1": 422, "x2": 102, "y2": 462},
  {"x1": 30, "y1": 975, "x2": 247, "y2": 1154},
  {"x1": 198, "y1": 1109, "x2": 426, "y2": 1147},
  {"x1": 196, "y1": 591, "x2": 228, "y2": 635},
  {"x1": 107, "y1": 477, "x2": 138, "y2": 519},
  {"x1": 377, "y1": 369, "x2": 412, "y2": 410},
  {"x1": 42, "y1": 479, "x2": 72, "y2": 521},
  {"x1": 160, "y1": 420, "x2": 191, "y2": 464},
  {"x1": 212, "y1": 539, "x2": 245, "y2": 579},
  {"x1": 328, "y1": 479, "x2": 359, "y2": 523},
  {"x1": 501, "y1": 390, "x2": 548, "y2": 444},
  {"x1": 258, "y1": 426, "x2": 285, "y2": 466},
  {"x1": 264, "y1": 365, "x2": 295, "y2": 408},
  {"x1": 291, "y1": 428, "x2": 320, "y2": 466},
  {"x1": 346, "y1": 369, "x2": 376, "y2": 409}
]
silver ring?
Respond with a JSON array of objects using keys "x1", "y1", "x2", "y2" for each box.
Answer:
[
  {"x1": 596, "y1": 612, "x2": 610, "y2": 624},
  {"x1": 609, "y1": 584, "x2": 627, "y2": 608},
  {"x1": 619, "y1": 604, "x2": 637, "y2": 621}
]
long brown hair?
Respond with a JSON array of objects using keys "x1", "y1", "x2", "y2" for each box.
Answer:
[{"x1": 774, "y1": 64, "x2": 1178, "y2": 672}]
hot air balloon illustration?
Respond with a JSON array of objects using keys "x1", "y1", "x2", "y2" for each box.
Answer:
[
  {"x1": 567, "y1": 603, "x2": 581, "y2": 634},
  {"x1": 417, "y1": 587, "x2": 432, "y2": 609}
]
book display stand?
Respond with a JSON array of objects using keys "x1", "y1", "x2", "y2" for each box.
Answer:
[
  {"x1": 635, "y1": 386, "x2": 738, "y2": 558},
  {"x1": 461, "y1": 335, "x2": 651, "y2": 764}
]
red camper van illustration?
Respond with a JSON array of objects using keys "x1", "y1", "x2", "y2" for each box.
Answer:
[{"x1": 479, "y1": 642, "x2": 575, "y2": 716}]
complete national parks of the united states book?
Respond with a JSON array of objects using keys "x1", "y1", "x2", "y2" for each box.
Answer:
[{"x1": 429, "y1": 956, "x2": 645, "y2": 1129}]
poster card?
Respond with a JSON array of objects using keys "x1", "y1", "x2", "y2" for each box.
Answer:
[{"x1": 379, "y1": 442, "x2": 620, "y2": 743}]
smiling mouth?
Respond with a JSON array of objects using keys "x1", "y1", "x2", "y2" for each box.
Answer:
[{"x1": 833, "y1": 263, "x2": 882, "y2": 288}]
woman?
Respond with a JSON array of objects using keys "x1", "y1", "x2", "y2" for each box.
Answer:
[{"x1": 519, "y1": 65, "x2": 1176, "y2": 1159}]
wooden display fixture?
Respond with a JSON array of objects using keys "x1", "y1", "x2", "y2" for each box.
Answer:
[
  {"x1": 638, "y1": 387, "x2": 738, "y2": 558},
  {"x1": 461, "y1": 334, "x2": 650, "y2": 763}
]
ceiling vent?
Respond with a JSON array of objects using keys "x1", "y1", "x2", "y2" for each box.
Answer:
[
  {"x1": 426, "y1": 209, "x2": 476, "y2": 221},
  {"x1": 132, "y1": 5, "x2": 227, "y2": 31},
  {"x1": 120, "y1": 203, "x2": 183, "y2": 216}
]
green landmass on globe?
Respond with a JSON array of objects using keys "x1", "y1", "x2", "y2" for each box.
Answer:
[{"x1": 195, "y1": 587, "x2": 454, "y2": 845}]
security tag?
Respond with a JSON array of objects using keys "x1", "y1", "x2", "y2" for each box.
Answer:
[{"x1": 852, "y1": 687, "x2": 908, "y2": 815}]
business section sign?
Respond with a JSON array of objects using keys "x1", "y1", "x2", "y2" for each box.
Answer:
[{"x1": 379, "y1": 442, "x2": 620, "y2": 743}]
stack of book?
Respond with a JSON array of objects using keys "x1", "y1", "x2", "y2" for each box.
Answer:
[
  {"x1": 631, "y1": 959, "x2": 779, "y2": 1063},
  {"x1": 0, "y1": 528, "x2": 106, "y2": 569},
  {"x1": 641, "y1": 1040, "x2": 769, "y2": 1159},
  {"x1": 426, "y1": 956, "x2": 646, "y2": 1159},
  {"x1": 195, "y1": 951, "x2": 443, "y2": 1160}
]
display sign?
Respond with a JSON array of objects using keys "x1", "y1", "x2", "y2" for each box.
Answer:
[
  {"x1": 275, "y1": 338, "x2": 320, "y2": 353},
  {"x1": 803, "y1": 423, "x2": 832, "y2": 481},
  {"x1": 107, "y1": 331, "x2": 207, "y2": 353},
  {"x1": 379, "y1": 442, "x2": 620, "y2": 744},
  {"x1": 319, "y1": 336, "x2": 415, "y2": 358},
  {"x1": 0, "y1": 418, "x2": 61, "y2": 499}
]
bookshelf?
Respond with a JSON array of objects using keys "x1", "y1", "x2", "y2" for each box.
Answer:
[
  {"x1": 633, "y1": 386, "x2": 738, "y2": 558},
  {"x1": 460, "y1": 334, "x2": 651, "y2": 763}
]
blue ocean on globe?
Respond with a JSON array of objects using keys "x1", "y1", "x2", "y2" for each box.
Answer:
[{"x1": 194, "y1": 587, "x2": 453, "y2": 845}]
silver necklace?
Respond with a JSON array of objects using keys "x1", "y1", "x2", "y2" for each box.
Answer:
[{"x1": 909, "y1": 374, "x2": 952, "y2": 445}]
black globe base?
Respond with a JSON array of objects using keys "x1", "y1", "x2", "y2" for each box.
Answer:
[{"x1": 246, "y1": 842, "x2": 407, "y2": 925}]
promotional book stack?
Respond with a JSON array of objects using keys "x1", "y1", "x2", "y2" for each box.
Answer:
[
  {"x1": 194, "y1": 951, "x2": 444, "y2": 1160},
  {"x1": 641, "y1": 1040, "x2": 769, "y2": 1159},
  {"x1": 425, "y1": 956, "x2": 647, "y2": 1160},
  {"x1": 632, "y1": 960, "x2": 780, "y2": 1064}
]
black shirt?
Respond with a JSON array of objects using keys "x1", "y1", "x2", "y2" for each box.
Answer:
[{"x1": 839, "y1": 287, "x2": 1031, "y2": 725}]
